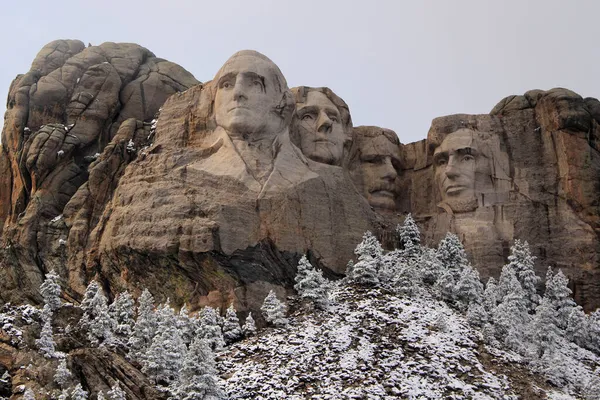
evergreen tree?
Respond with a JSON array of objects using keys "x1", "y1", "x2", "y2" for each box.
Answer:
[
  {"x1": 97, "y1": 392, "x2": 106, "y2": 400},
  {"x1": 170, "y1": 338, "x2": 225, "y2": 400},
  {"x1": 433, "y1": 269, "x2": 456, "y2": 303},
  {"x1": 242, "y1": 312, "x2": 257, "y2": 336},
  {"x1": 397, "y1": 213, "x2": 421, "y2": 258},
  {"x1": 454, "y1": 265, "x2": 484, "y2": 311},
  {"x1": 40, "y1": 269, "x2": 62, "y2": 311},
  {"x1": 222, "y1": 304, "x2": 243, "y2": 344},
  {"x1": 390, "y1": 261, "x2": 418, "y2": 296},
  {"x1": 566, "y1": 305, "x2": 589, "y2": 348},
  {"x1": 588, "y1": 310, "x2": 600, "y2": 354},
  {"x1": 196, "y1": 307, "x2": 225, "y2": 352},
  {"x1": 466, "y1": 302, "x2": 488, "y2": 327},
  {"x1": 128, "y1": 289, "x2": 157, "y2": 361},
  {"x1": 482, "y1": 277, "x2": 498, "y2": 314},
  {"x1": 492, "y1": 269, "x2": 530, "y2": 351},
  {"x1": 108, "y1": 290, "x2": 135, "y2": 339},
  {"x1": 80, "y1": 281, "x2": 100, "y2": 315},
  {"x1": 106, "y1": 382, "x2": 127, "y2": 400},
  {"x1": 54, "y1": 358, "x2": 71, "y2": 388},
  {"x1": 81, "y1": 286, "x2": 115, "y2": 346},
  {"x1": 23, "y1": 388, "x2": 35, "y2": 400},
  {"x1": 176, "y1": 304, "x2": 195, "y2": 346},
  {"x1": 419, "y1": 247, "x2": 443, "y2": 285},
  {"x1": 354, "y1": 231, "x2": 384, "y2": 260},
  {"x1": 142, "y1": 322, "x2": 186, "y2": 385},
  {"x1": 294, "y1": 255, "x2": 329, "y2": 309},
  {"x1": 57, "y1": 389, "x2": 69, "y2": 400},
  {"x1": 436, "y1": 233, "x2": 469, "y2": 279},
  {"x1": 505, "y1": 240, "x2": 540, "y2": 312},
  {"x1": 545, "y1": 268, "x2": 576, "y2": 330},
  {"x1": 71, "y1": 383, "x2": 88, "y2": 400},
  {"x1": 351, "y1": 231, "x2": 383, "y2": 286},
  {"x1": 529, "y1": 296, "x2": 561, "y2": 357},
  {"x1": 261, "y1": 290, "x2": 288, "y2": 327},
  {"x1": 36, "y1": 305, "x2": 58, "y2": 358}
]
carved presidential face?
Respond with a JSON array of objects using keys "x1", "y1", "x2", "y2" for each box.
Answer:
[
  {"x1": 351, "y1": 134, "x2": 401, "y2": 212},
  {"x1": 214, "y1": 53, "x2": 284, "y2": 137},
  {"x1": 295, "y1": 91, "x2": 347, "y2": 165},
  {"x1": 433, "y1": 129, "x2": 492, "y2": 211}
]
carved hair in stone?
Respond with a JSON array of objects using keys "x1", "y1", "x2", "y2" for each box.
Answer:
[
  {"x1": 290, "y1": 86, "x2": 352, "y2": 166},
  {"x1": 346, "y1": 127, "x2": 402, "y2": 213},
  {"x1": 429, "y1": 123, "x2": 510, "y2": 213},
  {"x1": 212, "y1": 50, "x2": 295, "y2": 141}
]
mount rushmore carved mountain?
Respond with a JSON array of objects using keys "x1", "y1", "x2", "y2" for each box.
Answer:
[{"x1": 1, "y1": 39, "x2": 600, "y2": 320}]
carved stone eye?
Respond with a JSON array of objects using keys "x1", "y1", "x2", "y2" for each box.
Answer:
[{"x1": 302, "y1": 114, "x2": 314, "y2": 121}]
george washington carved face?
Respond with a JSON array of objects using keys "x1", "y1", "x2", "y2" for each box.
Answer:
[{"x1": 214, "y1": 51, "x2": 290, "y2": 138}]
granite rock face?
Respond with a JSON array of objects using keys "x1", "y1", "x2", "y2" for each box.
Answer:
[
  {"x1": 0, "y1": 40, "x2": 199, "y2": 303},
  {"x1": 401, "y1": 88, "x2": 600, "y2": 310},
  {"x1": 2, "y1": 42, "x2": 600, "y2": 319}
]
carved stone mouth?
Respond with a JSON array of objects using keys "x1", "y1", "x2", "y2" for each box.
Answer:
[
  {"x1": 445, "y1": 185, "x2": 467, "y2": 194},
  {"x1": 371, "y1": 190, "x2": 395, "y2": 198}
]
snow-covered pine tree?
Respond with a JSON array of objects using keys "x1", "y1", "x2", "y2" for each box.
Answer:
[
  {"x1": 108, "y1": 290, "x2": 135, "y2": 340},
  {"x1": 294, "y1": 255, "x2": 329, "y2": 309},
  {"x1": 434, "y1": 270, "x2": 456, "y2": 303},
  {"x1": 454, "y1": 265, "x2": 484, "y2": 311},
  {"x1": 176, "y1": 304, "x2": 195, "y2": 346},
  {"x1": 170, "y1": 337, "x2": 225, "y2": 400},
  {"x1": 54, "y1": 358, "x2": 71, "y2": 388},
  {"x1": 566, "y1": 305, "x2": 589, "y2": 348},
  {"x1": 81, "y1": 286, "x2": 115, "y2": 346},
  {"x1": 492, "y1": 268, "x2": 530, "y2": 352},
  {"x1": 57, "y1": 389, "x2": 69, "y2": 400},
  {"x1": 354, "y1": 231, "x2": 384, "y2": 260},
  {"x1": 482, "y1": 277, "x2": 498, "y2": 314},
  {"x1": 222, "y1": 304, "x2": 243, "y2": 344},
  {"x1": 40, "y1": 269, "x2": 62, "y2": 311},
  {"x1": 128, "y1": 289, "x2": 157, "y2": 361},
  {"x1": 80, "y1": 281, "x2": 100, "y2": 315},
  {"x1": 436, "y1": 232, "x2": 469, "y2": 279},
  {"x1": 544, "y1": 268, "x2": 576, "y2": 330},
  {"x1": 505, "y1": 240, "x2": 540, "y2": 312},
  {"x1": 71, "y1": 383, "x2": 88, "y2": 400},
  {"x1": 350, "y1": 231, "x2": 383, "y2": 286},
  {"x1": 587, "y1": 310, "x2": 600, "y2": 354},
  {"x1": 419, "y1": 247, "x2": 444, "y2": 285},
  {"x1": 97, "y1": 392, "x2": 106, "y2": 400},
  {"x1": 23, "y1": 388, "x2": 35, "y2": 400},
  {"x1": 106, "y1": 382, "x2": 126, "y2": 400},
  {"x1": 36, "y1": 305, "x2": 58, "y2": 358},
  {"x1": 196, "y1": 307, "x2": 226, "y2": 352},
  {"x1": 261, "y1": 290, "x2": 288, "y2": 327},
  {"x1": 142, "y1": 321, "x2": 186, "y2": 385},
  {"x1": 466, "y1": 302, "x2": 487, "y2": 327},
  {"x1": 242, "y1": 312, "x2": 257, "y2": 336},
  {"x1": 528, "y1": 296, "x2": 561, "y2": 358},
  {"x1": 397, "y1": 213, "x2": 421, "y2": 258}
]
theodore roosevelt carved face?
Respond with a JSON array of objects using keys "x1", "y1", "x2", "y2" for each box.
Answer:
[{"x1": 348, "y1": 128, "x2": 401, "y2": 212}]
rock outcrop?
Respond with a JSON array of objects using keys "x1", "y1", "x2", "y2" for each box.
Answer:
[
  {"x1": 402, "y1": 88, "x2": 600, "y2": 310},
  {"x1": 0, "y1": 40, "x2": 199, "y2": 303}
]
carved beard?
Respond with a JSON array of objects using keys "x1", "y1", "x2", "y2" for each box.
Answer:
[{"x1": 438, "y1": 196, "x2": 478, "y2": 214}]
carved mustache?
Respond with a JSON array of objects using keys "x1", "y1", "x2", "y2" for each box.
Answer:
[{"x1": 369, "y1": 183, "x2": 397, "y2": 194}]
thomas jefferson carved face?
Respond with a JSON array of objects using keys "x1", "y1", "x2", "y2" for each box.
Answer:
[
  {"x1": 295, "y1": 91, "x2": 347, "y2": 165},
  {"x1": 214, "y1": 52, "x2": 286, "y2": 137},
  {"x1": 349, "y1": 131, "x2": 401, "y2": 212},
  {"x1": 433, "y1": 129, "x2": 492, "y2": 211}
]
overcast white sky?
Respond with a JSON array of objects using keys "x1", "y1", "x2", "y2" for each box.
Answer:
[{"x1": 1, "y1": 0, "x2": 599, "y2": 144}]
